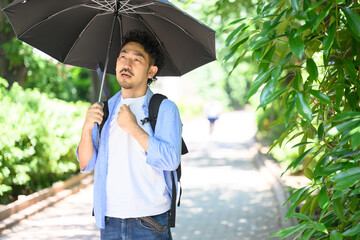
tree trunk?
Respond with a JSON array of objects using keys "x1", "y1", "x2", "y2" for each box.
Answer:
[{"x1": 0, "y1": 0, "x2": 28, "y2": 87}]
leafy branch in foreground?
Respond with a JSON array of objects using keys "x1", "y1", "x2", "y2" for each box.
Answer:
[{"x1": 224, "y1": 0, "x2": 360, "y2": 239}]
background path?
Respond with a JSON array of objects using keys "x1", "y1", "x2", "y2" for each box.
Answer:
[
  {"x1": 0, "y1": 109, "x2": 283, "y2": 240},
  {"x1": 171, "y1": 109, "x2": 282, "y2": 240}
]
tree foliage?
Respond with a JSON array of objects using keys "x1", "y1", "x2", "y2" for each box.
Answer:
[{"x1": 224, "y1": 0, "x2": 360, "y2": 238}]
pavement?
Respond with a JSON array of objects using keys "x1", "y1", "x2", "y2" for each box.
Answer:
[{"x1": 0, "y1": 109, "x2": 287, "y2": 240}]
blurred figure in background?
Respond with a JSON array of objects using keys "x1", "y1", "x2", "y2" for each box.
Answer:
[{"x1": 203, "y1": 98, "x2": 222, "y2": 135}]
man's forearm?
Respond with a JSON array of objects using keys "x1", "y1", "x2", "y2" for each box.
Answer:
[
  {"x1": 78, "y1": 128, "x2": 95, "y2": 171},
  {"x1": 129, "y1": 124, "x2": 149, "y2": 152}
]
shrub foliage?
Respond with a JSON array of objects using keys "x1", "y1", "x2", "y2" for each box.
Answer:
[{"x1": 0, "y1": 78, "x2": 88, "y2": 204}]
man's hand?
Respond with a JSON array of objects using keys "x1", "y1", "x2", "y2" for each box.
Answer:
[
  {"x1": 117, "y1": 104, "x2": 149, "y2": 151},
  {"x1": 117, "y1": 104, "x2": 137, "y2": 133},
  {"x1": 83, "y1": 102, "x2": 104, "y2": 133}
]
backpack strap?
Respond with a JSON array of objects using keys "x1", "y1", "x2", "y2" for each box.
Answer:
[
  {"x1": 148, "y1": 93, "x2": 187, "y2": 228},
  {"x1": 148, "y1": 94, "x2": 188, "y2": 155},
  {"x1": 148, "y1": 93, "x2": 168, "y2": 132}
]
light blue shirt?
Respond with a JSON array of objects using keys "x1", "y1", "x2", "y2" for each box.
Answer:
[{"x1": 77, "y1": 88, "x2": 182, "y2": 228}]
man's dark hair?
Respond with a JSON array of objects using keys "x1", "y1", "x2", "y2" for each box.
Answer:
[{"x1": 121, "y1": 30, "x2": 165, "y2": 85}]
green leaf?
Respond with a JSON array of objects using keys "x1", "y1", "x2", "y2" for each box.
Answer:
[
  {"x1": 295, "y1": 21, "x2": 313, "y2": 37},
  {"x1": 309, "y1": 89, "x2": 332, "y2": 105},
  {"x1": 259, "y1": 89, "x2": 287, "y2": 109},
  {"x1": 333, "y1": 198, "x2": 345, "y2": 221},
  {"x1": 270, "y1": 222, "x2": 311, "y2": 238},
  {"x1": 284, "y1": 147, "x2": 314, "y2": 174},
  {"x1": 249, "y1": 36, "x2": 272, "y2": 51},
  {"x1": 291, "y1": 0, "x2": 300, "y2": 12},
  {"x1": 229, "y1": 50, "x2": 248, "y2": 75},
  {"x1": 306, "y1": 58, "x2": 318, "y2": 80},
  {"x1": 289, "y1": 30, "x2": 305, "y2": 58},
  {"x1": 313, "y1": 162, "x2": 350, "y2": 178},
  {"x1": 318, "y1": 122, "x2": 324, "y2": 139},
  {"x1": 323, "y1": 23, "x2": 336, "y2": 54},
  {"x1": 246, "y1": 67, "x2": 273, "y2": 101},
  {"x1": 332, "y1": 167, "x2": 360, "y2": 190},
  {"x1": 343, "y1": 58, "x2": 360, "y2": 90},
  {"x1": 341, "y1": 7, "x2": 360, "y2": 42},
  {"x1": 285, "y1": 97, "x2": 296, "y2": 126},
  {"x1": 292, "y1": 212, "x2": 311, "y2": 221},
  {"x1": 351, "y1": 132, "x2": 360, "y2": 150},
  {"x1": 282, "y1": 186, "x2": 309, "y2": 208},
  {"x1": 312, "y1": 4, "x2": 332, "y2": 32},
  {"x1": 292, "y1": 141, "x2": 313, "y2": 148},
  {"x1": 336, "y1": 71, "x2": 345, "y2": 108},
  {"x1": 342, "y1": 222, "x2": 360, "y2": 237},
  {"x1": 330, "y1": 230, "x2": 343, "y2": 240},
  {"x1": 260, "y1": 75, "x2": 277, "y2": 104},
  {"x1": 258, "y1": 45, "x2": 276, "y2": 75},
  {"x1": 293, "y1": 71, "x2": 303, "y2": 91},
  {"x1": 319, "y1": 186, "x2": 330, "y2": 209},
  {"x1": 326, "y1": 119, "x2": 360, "y2": 137},
  {"x1": 258, "y1": 20, "x2": 281, "y2": 38},
  {"x1": 225, "y1": 23, "x2": 247, "y2": 47},
  {"x1": 312, "y1": 222, "x2": 328, "y2": 233},
  {"x1": 268, "y1": 117, "x2": 285, "y2": 128},
  {"x1": 302, "y1": 229, "x2": 316, "y2": 240},
  {"x1": 227, "y1": 17, "x2": 247, "y2": 27},
  {"x1": 332, "y1": 190, "x2": 344, "y2": 200},
  {"x1": 296, "y1": 92, "x2": 312, "y2": 122},
  {"x1": 223, "y1": 37, "x2": 249, "y2": 63},
  {"x1": 304, "y1": 167, "x2": 313, "y2": 180},
  {"x1": 349, "y1": 211, "x2": 360, "y2": 221},
  {"x1": 333, "y1": 112, "x2": 360, "y2": 122}
]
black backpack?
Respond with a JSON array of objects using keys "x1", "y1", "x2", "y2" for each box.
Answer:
[{"x1": 99, "y1": 93, "x2": 188, "y2": 227}]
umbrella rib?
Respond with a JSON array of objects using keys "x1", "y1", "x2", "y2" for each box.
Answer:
[
  {"x1": 63, "y1": 11, "x2": 109, "y2": 64},
  {"x1": 90, "y1": 0, "x2": 114, "y2": 11},
  {"x1": 17, "y1": 4, "x2": 88, "y2": 39},
  {"x1": 153, "y1": 13, "x2": 216, "y2": 59},
  {"x1": 119, "y1": 2, "x2": 155, "y2": 14},
  {"x1": 138, "y1": 15, "x2": 181, "y2": 76}
]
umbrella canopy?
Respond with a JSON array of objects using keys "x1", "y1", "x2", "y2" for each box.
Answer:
[{"x1": 3, "y1": 0, "x2": 216, "y2": 78}]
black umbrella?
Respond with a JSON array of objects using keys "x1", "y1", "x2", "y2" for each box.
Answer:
[{"x1": 2, "y1": 0, "x2": 216, "y2": 101}]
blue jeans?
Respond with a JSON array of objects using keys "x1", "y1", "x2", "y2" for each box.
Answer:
[{"x1": 100, "y1": 211, "x2": 173, "y2": 240}]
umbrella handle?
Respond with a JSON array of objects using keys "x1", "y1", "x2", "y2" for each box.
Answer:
[{"x1": 95, "y1": 101, "x2": 104, "y2": 147}]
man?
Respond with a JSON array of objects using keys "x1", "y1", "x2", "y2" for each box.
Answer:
[
  {"x1": 203, "y1": 98, "x2": 222, "y2": 135},
  {"x1": 77, "y1": 30, "x2": 182, "y2": 240}
]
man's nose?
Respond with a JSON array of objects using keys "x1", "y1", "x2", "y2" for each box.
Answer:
[{"x1": 124, "y1": 57, "x2": 134, "y2": 67}]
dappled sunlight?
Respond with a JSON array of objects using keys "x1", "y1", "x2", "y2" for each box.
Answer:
[
  {"x1": 0, "y1": 186, "x2": 99, "y2": 240},
  {"x1": 172, "y1": 110, "x2": 282, "y2": 239}
]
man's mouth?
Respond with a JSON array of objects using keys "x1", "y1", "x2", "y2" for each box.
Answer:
[{"x1": 120, "y1": 69, "x2": 134, "y2": 78}]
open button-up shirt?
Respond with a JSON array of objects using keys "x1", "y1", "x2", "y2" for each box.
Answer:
[{"x1": 76, "y1": 88, "x2": 182, "y2": 228}]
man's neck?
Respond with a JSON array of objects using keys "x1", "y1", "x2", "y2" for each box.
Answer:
[{"x1": 122, "y1": 87, "x2": 147, "y2": 99}]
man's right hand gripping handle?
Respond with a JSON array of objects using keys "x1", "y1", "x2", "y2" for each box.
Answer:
[{"x1": 78, "y1": 102, "x2": 104, "y2": 171}]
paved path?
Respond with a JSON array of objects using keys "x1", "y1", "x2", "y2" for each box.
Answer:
[{"x1": 0, "y1": 109, "x2": 282, "y2": 240}]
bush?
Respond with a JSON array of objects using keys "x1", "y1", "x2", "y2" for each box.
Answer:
[{"x1": 0, "y1": 78, "x2": 89, "y2": 204}]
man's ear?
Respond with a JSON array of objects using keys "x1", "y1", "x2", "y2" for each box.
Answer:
[{"x1": 148, "y1": 65, "x2": 158, "y2": 79}]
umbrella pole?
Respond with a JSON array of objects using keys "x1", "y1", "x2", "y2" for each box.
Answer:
[{"x1": 97, "y1": 13, "x2": 117, "y2": 102}]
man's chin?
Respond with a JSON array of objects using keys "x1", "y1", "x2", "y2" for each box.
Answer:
[{"x1": 120, "y1": 82, "x2": 132, "y2": 90}]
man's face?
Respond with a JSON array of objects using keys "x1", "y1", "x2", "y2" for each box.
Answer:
[{"x1": 116, "y1": 42, "x2": 157, "y2": 93}]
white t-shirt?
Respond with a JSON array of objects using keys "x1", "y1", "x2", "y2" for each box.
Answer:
[{"x1": 105, "y1": 95, "x2": 170, "y2": 218}]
